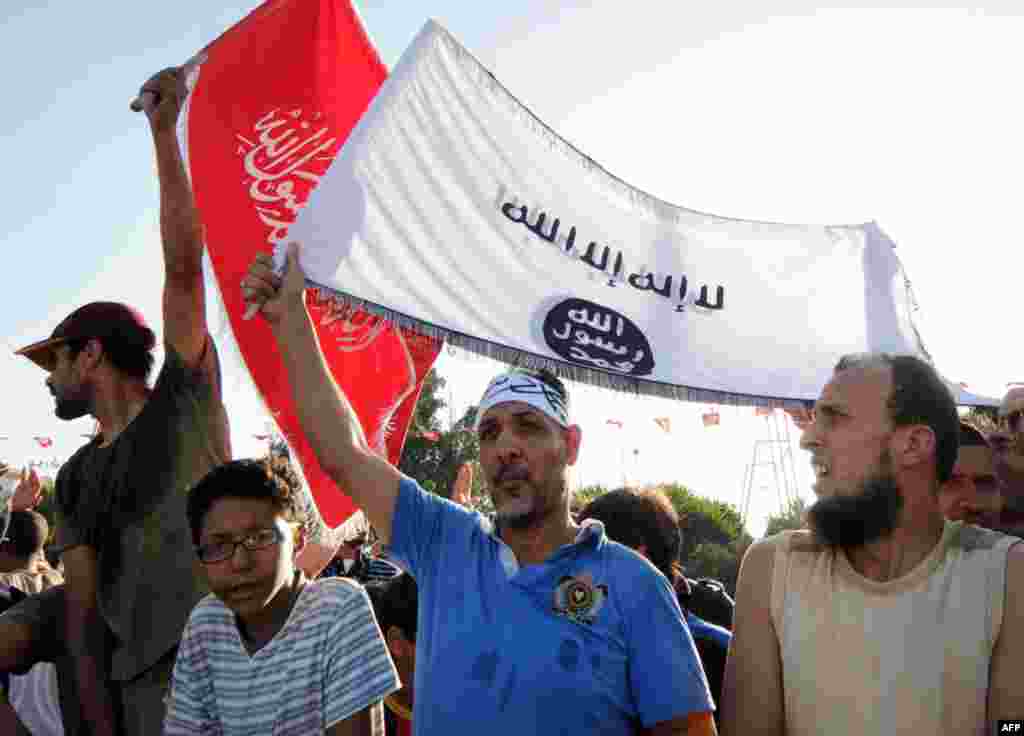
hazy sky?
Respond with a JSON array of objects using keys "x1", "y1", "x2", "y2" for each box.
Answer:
[{"x1": 2, "y1": 1, "x2": 1021, "y2": 535}]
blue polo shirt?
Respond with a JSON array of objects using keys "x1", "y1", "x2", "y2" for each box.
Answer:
[{"x1": 387, "y1": 477, "x2": 713, "y2": 735}]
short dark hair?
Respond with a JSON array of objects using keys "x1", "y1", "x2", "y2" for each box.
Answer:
[
  {"x1": 959, "y1": 421, "x2": 988, "y2": 448},
  {"x1": 1, "y1": 511, "x2": 48, "y2": 558},
  {"x1": 577, "y1": 487, "x2": 682, "y2": 584},
  {"x1": 366, "y1": 573, "x2": 418, "y2": 642},
  {"x1": 186, "y1": 458, "x2": 307, "y2": 546},
  {"x1": 835, "y1": 353, "x2": 959, "y2": 484},
  {"x1": 66, "y1": 331, "x2": 156, "y2": 382}
]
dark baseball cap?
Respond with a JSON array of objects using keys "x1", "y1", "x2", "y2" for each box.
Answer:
[{"x1": 15, "y1": 301, "x2": 154, "y2": 372}]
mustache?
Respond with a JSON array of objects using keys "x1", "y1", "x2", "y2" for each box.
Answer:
[{"x1": 494, "y1": 464, "x2": 530, "y2": 485}]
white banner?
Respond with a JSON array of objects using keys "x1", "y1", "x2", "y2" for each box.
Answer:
[{"x1": 288, "y1": 20, "x2": 994, "y2": 407}]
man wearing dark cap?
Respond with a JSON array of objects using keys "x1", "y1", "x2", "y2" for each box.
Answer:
[{"x1": 9, "y1": 67, "x2": 230, "y2": 735}]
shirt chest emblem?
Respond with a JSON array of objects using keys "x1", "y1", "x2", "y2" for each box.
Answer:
[{"x1": 553, "y1": 573, "x2": 608, "y2": 625}]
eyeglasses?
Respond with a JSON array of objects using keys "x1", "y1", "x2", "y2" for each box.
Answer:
[{"x1": 195, "y1": 527, "x2": 284, "y2": 564}]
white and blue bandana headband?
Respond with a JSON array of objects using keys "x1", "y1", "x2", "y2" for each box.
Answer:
[{"x1": 475, "y1": 371, "x2": 570, "y2": 431}]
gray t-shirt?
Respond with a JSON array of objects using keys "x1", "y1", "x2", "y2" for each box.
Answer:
[{"x1": 55, "y1": 341, "x2": 231, "y2": 681}]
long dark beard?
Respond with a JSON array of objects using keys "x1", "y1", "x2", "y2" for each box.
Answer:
[{"x1": 807, "y1": 462, "x2": 903, "y2": 549}]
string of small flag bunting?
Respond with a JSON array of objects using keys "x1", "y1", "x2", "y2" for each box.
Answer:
[{"x1": 601, "y1": 406, "x2": 814, "y2": 432}]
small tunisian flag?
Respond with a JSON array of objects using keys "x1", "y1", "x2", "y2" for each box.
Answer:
[
  {"x1": 33, "y1": 437, "x2": 53, "y2": 448},
  {"x1": 180, "y1": 0, "x2": 442, "y2": 528}
]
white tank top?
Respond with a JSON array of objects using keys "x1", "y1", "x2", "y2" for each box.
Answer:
[{"x1": 769, "y1": 521, "x2": 1019, "y2": 736}]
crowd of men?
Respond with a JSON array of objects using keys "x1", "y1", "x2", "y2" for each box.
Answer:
[{"x1": 0, "y1": 65, "x2": 1021, "y2": 736}]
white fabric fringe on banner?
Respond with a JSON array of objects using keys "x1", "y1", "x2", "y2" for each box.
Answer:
[{"x1": 287, "y1": 20, "x2": 995, "y2": 408}]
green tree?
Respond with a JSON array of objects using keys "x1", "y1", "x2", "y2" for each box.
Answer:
[
  {"x1": 689, "y1": 542, "x2": 742, "y2": 592},
  {"x1": 656, "y1": 482, "x2": 750, "y2": 559},
  {"x1": 764, "y1": 496, "x2": 808, "y2": 537},
  {"x1": 572, "y1": 484, "x2": 610, "y2": 513},
  {"x1": 399, "y1": 370, "x2": 482, "y2": 500}
]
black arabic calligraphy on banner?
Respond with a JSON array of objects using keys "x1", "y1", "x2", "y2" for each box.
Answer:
[
  {"x1": 543, "y1": 299, "x2": 655, "y2": 376},
  {"x1": 500, "y1": 198, "x2": 725, "y2": 313}
]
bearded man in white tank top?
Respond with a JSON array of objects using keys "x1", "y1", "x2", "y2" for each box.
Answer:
[{"x1": 721, "y1": 353, "x2": 1024, "y2": 736}]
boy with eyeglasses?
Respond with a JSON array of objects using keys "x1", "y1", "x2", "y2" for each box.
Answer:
[{"x1": 163, "y1": 458, "x2": 399, "y2": 735}]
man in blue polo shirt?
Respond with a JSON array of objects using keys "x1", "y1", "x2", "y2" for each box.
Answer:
[{"x1": 243, "y1": 243, "x2": 717, "y2": 735}]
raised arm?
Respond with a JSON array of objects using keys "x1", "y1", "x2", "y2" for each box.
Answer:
[
  {"x1": 244, "y1": 245, "x2": 402, "y2": 543},
  {"x1": 720, "y1": 540, "x2": 785, "y2": 736},
  {"x1": 138, "y1": 67, "x2": 209, "y2": 368}
]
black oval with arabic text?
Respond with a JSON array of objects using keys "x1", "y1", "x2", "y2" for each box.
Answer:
[{"x1": 543, "y1": 298, "x2": 654, "y2": 377}]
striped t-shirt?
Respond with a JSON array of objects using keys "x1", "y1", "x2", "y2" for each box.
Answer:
[{"x1": 164, "y1": 577, "x2": 399, "y2": 735}]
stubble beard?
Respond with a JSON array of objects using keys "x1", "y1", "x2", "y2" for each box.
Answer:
[{"x1": 493, "y1": 477, "x2": 566, "y2": 533}]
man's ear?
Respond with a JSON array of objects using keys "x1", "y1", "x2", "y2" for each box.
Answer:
[
  {"x1": 78, "y1": 338, "x2": 105, "y2": 373},
  {"x1": 894, "y1": 425, "x2": 937, "y2": 470}
]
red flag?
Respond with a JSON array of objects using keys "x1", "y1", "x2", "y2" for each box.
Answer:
[
  {"x1": 33, "y1": 437, "x2": 53, "y2": 448},
  {"x1": 701, "y1": 411, "x2": 720, "y2": 428},
  {"x1": 653, "y1": 417, "x2": 671, "y2": 433},
  {"x1": 183, "y1": 0, "x2": 441, "y2": 527},
  {"x1": 606, "y1": 419, "x2": 624, "y2": 429},
  {"x1": 420, "y1": 431, "x2": 441, "y2": 442}
]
